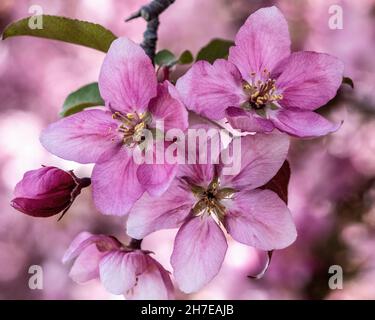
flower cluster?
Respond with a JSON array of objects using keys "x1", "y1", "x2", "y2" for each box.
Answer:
[{"x1": 11, "y1": 7, "x2": 344, "y2": 299}]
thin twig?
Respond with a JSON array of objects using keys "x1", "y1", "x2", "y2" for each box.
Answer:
[{"x1": 125, "y1": 0, "x2": 176, "y2": 62}]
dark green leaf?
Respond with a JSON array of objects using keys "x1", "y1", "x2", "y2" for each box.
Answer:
[
  {"x1": 342, "y1": 76, "x2": 354, "y2": 89},
  {"x1": 2, "y1": 15, "x2": 117, "y2": 52},
  {"x1": 154, "y1": 49, "x2": 176, "y2": 67},
  {"x1": 178, "y1": 50, "x2": 193, "y2": 64},
  {"x1": 61, "y1": 82, "x2": 104, "y2": 117},
  {"x1": 196, "y1": 38, "x2": 234, "y2": 64}
]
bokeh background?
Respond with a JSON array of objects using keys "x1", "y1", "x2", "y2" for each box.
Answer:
[{"x1": 0, "y1": 0, "x2": 374, "y2": 299}]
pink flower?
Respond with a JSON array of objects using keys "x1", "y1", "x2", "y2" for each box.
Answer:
[
  {"x1": 40, "y1": 37, "x2": 188, "y2": 216},
  {"x1": 176, "y1": 6, "x2": 344, "y2": 138},
  {"x1": 11, "y1": 166, "x2": 90, "y2": 218},
  {"x1": 63, "y1": 232, "x2": 174, "y2": 300},
  {"x1": 127, "y1": 132, "x2": 297, "y2": 293}
]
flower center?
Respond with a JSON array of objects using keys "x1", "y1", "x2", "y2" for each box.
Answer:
[
  {"x1": 241, "y1": 69, "x2": 283, "y2": 115},
  {"x1": 112, "y1": 111, "x2": 152, "y2": 147},
  {"x1": 191, "y1": 177, "x2": 235, "y2": 223}
]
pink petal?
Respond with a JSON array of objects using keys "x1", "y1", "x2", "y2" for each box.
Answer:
[
  {"x1": 274, "y1": 51, "x2": 344, "y2": 111},
  {"x1": 99, "y1": 251, "x2": 148, "y2": 295},
  {"x1": 137, "y1": 162, "x2": 177, "y2": 197},
  {"x1": 11, "y1": 192, "x2": 71, "y2": 217},
  {"x1": 62, "y1": 232, "x2": 94, "y2": 263},
  {"x1": 176, "y1": 59, "x2": 244, "y2": 120},
  {"x1": 228, "y1": 6, "x2": 291, "y2": 81},
  {"x1": 14, "y1": 167, "x2": 74, "y2": 198},
  {"x1": 224, "y1": 189, "x2": 297, "y2": 250},
  {"x1": 171, "y1": 217, "x2": 227, "y2": 293},
  {"x1": 92, "y1": 148, "x2": 145, "y2": 216},
  {"x1": 136, "y1": 142, "x2": 178, "y2": 197},
  {"x1": 177, "y1": 124, "x2": 223, "y2": 186},
  {"x1": 127, "y1": 180, "x2": 194, "y2": 239},
  {"x1": 148, "y1": 81, "x2": 188, "y2": 131},
  {"x1": 226, "y1": 107, "x2": 274, "y2": 133},
  {"x1": 271, "y1": 108, "x2": 342, "y2": 138},
  {"x1": 99, "y1": 37, "x2": 157, "y2": 114},
  {"x1": 69, "y1": 244, "x2": 104, "y2": 283},
  {"x1": 63, "y1": 232, "x2": 121, "y2": 263},
  {"x1": 220, "y1": 132, "x2": 290, "y2": 190},
  {"x1": 40, "y1": 109, "x2": 121, "y2": 164},
  {"x1": 127, "y1": 256, "x2": 174, "y2": 300}
]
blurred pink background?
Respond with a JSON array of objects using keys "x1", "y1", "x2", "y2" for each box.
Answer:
[{"x1": 1, "y1": 0, "x2": 375, "y2": 299}]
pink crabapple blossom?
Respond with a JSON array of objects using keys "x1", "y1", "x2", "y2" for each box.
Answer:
[
  {"x1": 63, "y1": 231, "x2": 174, "y2": 300},
  {"x1": 176, "y1": 6, "x2": 345, "y2": 138},
  {"x1": 127, "y1": 132, "x2": 297, "y2": 293},
  {"x1": 40, "y1": 37, "x2": 188, "y2": 216}
]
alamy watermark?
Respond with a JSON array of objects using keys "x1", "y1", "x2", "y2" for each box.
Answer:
[
  {"x1": 28, "y1": 265, "x2": 43, "y2": 290},
  {"x1": 28, "y1": 5, "x2": 43, "y2": 30},
  {"x1": 328, "y1": 4, "x2": 343, "y2": 30}
]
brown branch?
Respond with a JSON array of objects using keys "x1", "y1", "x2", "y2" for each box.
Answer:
[{"x1": 125, "y1": 0, "x2": 176, "y2": 62}]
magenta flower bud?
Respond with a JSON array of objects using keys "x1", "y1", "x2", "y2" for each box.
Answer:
[{"x1": 11, "y1": 166, "x2": 91, "y2": 218}]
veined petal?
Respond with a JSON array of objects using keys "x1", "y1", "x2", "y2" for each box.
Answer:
[
  {"x1": 69, "y1": 244, "x2": 104, "y2": 283},
  {"x1": 40, "y1": 109, "x2": 121, "y2": 164},
  {"x1": 171, "y1": 217, "x2": 227, "y2": 293},
  {"x1": 226, "y1": 107, "x2": 274, "y2": 133},
  {"x1": 228, "y1": 6, "x2": 291, "y2": 82},
  {"x1": 99, "y1": 37, "x2": 157, "y2": 114},
  {"x1": 176, "y1": 59, "x2": 244, "y2": 120},
  {"x1": 62, "y1": 232, "x2": 121, "y2": 264},
  {"x1": 127, "y1": 179, "x2": 194, "y2": 239},
  {"x1": 224, "y1": 189, "x2": 297, "y2": 250},
  {"x1": 274, "y1": 51, "x2": 344, "y2": 110},
  {"x1": 136, "y1": 142, "x2": 178, "y2": 197},
  {"x1": 99, "y1": 251, "x2": 148, "y2": 295},
  {"x1": 14, "y1": 167, "x2": 74, "y2": 198},
  {"x1": 92, "y1": 148, "x2": 145, "y2": 216},
  {"x1": 127, "y1": 256, "x2": 174, "y2": 300},
  {"x1": 148, "y1": 81, "x2": 189, "y2": 131},
  {"x1": 271, "y1": 108, "x2": 342, "y2": 138},
  {"x1": 220, "y1": 132, "x2": 290, "y2": 190}
]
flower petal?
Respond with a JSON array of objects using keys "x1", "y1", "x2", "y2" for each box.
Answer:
[
  {"x1": 99, "y1": 251, "x2": 148, "y2": 295},
  {"x1": 226, "y1": 107, "x2": 274, "y2": 133},
  {"x1": 127, "y1": 180, "x2": 194, "y2": 239},
  {"x1": 271, "y1": 108, "x2": 342, "y2": 138},
  {"x1": 274, "y1": 51, "x2": 344, "y2": 110},
  {"x1": 228, "y1": 6, "x2": 291, "y2": 81},
  {"x1": 62, "y1": 232, "x2": 121, "y2": 263},
  {"x1": 11, "y1": 192, "x2": 71, "y2": 217},
  {"x1": 99, "y1": 37, "x2": 157, "y2": 114},
  {"x1": 171, "y1": 217, "x2": 227, "y2": 293},
  {"x1": 136, "y1": 142, "x2": 178, "y2": 197},
  {"x1": 176, "y1": 59, "x2": 244, "y2": 120},
  {"x1": 127, "y1": 256, "x2": 174, "y2": 300},
  {"x1": 224, "y1": 189, "x2": 297, "y2": 250},
  {"x1": 69, "y1": 244, "x2": 104, "y2": 283},
  {"x1": 92, "y1": 148, "x2": 145, "y2": 216},
  {"x1": 40, "y1": 109, "x2": 121, "y2": 164},
  {"x1": 220, "y1": 132, "x2": 290, "y2": 190},
  {"x1": 14, "y1": 167, "x2": 74, "y2": 198},
  {"x1": 148, "y1": 81, "x2": 188, "y2": 131}
]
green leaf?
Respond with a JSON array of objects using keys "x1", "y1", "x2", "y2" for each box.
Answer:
[
  {"x1": 196, "y1": 38, "x2": 234, "y2": 64},
  {"x1": 2, "y1": 15, "x2": 117, "y2": 53},
  {"x1": 155, "y1": 49, "x2": 176, "y2": 67},
  {"x1": 178, "y1": 50, "x2": 193, "y2": 64},
  {"x1": 60, "y1": 82, "x2": 104, "y2": 117},
  {"x1": 342, "y1": 76, "x2": 354, "y2": 89}
]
